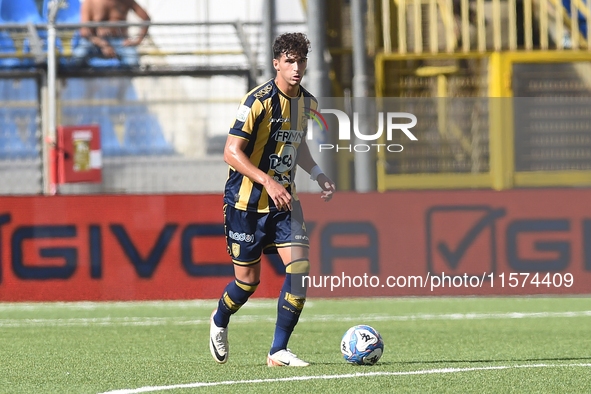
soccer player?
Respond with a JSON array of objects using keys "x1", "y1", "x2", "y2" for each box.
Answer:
[{"x1": 209, "y1": 32, "x2": 335, "y2": 367}]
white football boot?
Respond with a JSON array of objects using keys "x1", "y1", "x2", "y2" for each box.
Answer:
[
  {"x1": 267, "y1": 349, "x2": 310, "y2": 367},
  {"x1": 209, "y1": 309, "x2": 228, "y2": 364}
]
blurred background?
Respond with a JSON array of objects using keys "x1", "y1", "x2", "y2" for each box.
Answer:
[{"x1": 0, "y1": 0, "x2": 591, "y2": 196}]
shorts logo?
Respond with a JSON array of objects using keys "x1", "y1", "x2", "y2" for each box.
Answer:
[
  {"x1": 232, "y1": 243, "x2": 240, "y2": 258},
  {"x1": 229, "y1": 230, "x2": 254, "y2": 243}
]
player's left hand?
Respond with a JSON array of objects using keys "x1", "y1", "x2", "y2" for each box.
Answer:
[{"x1": 317, "y1": 173, "x2": 335, "y2": 202}]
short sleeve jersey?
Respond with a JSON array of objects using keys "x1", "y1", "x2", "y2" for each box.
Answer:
[{"x1": 224, "y1": 79, "x2": 317, "y2": 213}]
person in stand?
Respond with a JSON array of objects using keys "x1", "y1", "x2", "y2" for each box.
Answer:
[{"x1": 72, "y1": 0, "x2": 150, "y2": 67}]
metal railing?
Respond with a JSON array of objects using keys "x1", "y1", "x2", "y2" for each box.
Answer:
[
  {"x1": 0, "y1": 20, "x2": 307, "y2": 196},
  {"x1": 384, "y1": 0, "x2": 591, "y2": 54}
]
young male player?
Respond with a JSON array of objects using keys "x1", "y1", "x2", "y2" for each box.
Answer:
[{"x1": 210, "y1": 32, "x2": 335, "y2": 367}]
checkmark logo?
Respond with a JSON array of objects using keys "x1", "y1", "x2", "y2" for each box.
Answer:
[
  {"x1": 426, "y1": 206, "x2": 505, "y2": 275},
  {"x1": 437, "y1": 209, "x2": 506, "y2": 269}
]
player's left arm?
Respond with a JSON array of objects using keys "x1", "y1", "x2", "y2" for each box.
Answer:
[{"x1": 298, "y1": 140, "x2": 335, "y2": 202}]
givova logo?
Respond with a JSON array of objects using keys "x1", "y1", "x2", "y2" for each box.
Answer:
[
  {"x1": 304, "y1": 108, "x2": 418, "y2": 153},
  {"x1": 228, "y1": 230, "x2": 254, "y2": 243}
]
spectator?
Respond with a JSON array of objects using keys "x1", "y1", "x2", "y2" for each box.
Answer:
[{"x1": 72, "y1": 0, "x2": 150, "y2": 67}]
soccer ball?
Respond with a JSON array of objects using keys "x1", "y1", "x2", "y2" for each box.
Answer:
[{"x1": 340, "y1": 325, "x2": 384, "y2": 365}]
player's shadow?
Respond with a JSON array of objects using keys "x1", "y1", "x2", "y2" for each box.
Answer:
[
  {"x1": 308, "y1": 356, "x2": 591, "y2": 367},
  {"x1": 398, "y1": 356, "x2": 591, "y2": 365}
]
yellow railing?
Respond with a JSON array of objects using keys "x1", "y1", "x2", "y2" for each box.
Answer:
[
  {"x1": 376, "y1": 51, "x2": 591, "y2": 191},
  {"x1": 385, "y1": 0, "x2": 591, "y2": 53}
]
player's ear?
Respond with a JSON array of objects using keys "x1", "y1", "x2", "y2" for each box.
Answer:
[{"x1": 273, "y1": 58, "x2": 280, "y2": 71}]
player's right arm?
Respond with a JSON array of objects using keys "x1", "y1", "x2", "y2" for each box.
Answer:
[{"x1": 224, "y1": 136, "x2": 292, "y2": 211}]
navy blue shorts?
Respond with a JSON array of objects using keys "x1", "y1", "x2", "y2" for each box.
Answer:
[{"x1": 224, "y1": 200, "x2": 309, "y2": 266}]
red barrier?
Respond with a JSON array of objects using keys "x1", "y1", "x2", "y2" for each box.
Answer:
[{"x1": 0, "y1": 190, "x2": 590, "y2": 301}]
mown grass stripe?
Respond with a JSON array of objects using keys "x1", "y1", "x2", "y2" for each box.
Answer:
[{"x1": 1, "y1": 310, "x2": 590, "y2": 328}]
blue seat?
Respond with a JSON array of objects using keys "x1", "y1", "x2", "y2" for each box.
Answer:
[
  {"x1": 0, "y1": 30, "x2": 20, "y2": 68},
  {"x1": 61, "y1": 106, "x2": 124, "y2": 156},
  {"x1": 0, "y1": 107, "x2": 39, "y2": 159},
  {"x1": 80, "y1": 113, "x2": 124, "y2": 157},
  {"x1": 0, "y1": 0, "x2": 43, "y2": 23},
  {"x1": 0, "y1": 78, "x2": 38, "y2": 100},
  {"x1": 1, "y1": 0, "x2": 57, "y2": 67},
  {"x1": 43, "y1": 0, "x2": 80, "y2": 22},
  {"x1": 562, "y1": 0, "x2": 588, "y2": 38},
  {"x1": 124, "y1": 114, "x2": 175, "y2": 155},
  {"x1": 0, "y1": 1, "x2": 21, "y2": 68}
]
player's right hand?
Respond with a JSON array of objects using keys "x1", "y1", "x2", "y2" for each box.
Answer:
[{"x1": 266, "y1": 179, "x2": 292, "y2": 211}]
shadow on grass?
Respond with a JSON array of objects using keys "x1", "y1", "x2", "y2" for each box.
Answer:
[
  {"x1": 397, "y1": 356, "x2": 591, "y2": 365},
  {"x1": 310, "y1": 356, "x2": 591, "y2": 367}
]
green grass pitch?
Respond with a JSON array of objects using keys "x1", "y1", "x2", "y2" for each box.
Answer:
[{"x1": 1, "y1": 297, "x2": 590, "y2": 393}]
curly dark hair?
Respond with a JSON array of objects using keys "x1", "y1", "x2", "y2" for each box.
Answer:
[{"x1": 273, "y1": 32, "x2": 311, "y2": 60}]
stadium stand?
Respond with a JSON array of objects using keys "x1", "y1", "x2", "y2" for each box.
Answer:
[
  {"x1": 123, "y1": 113, "x2": 175, "y2": 155},
  {"x1": 0, "y1": 107, "x2": 38, "y2": 159},
  {"x1": 43, "y1": 0, "x2": 81, "y2": 23},
  {"x1": 60, "y1": 78, "x2": 174, "y2": 157},
  {"x1": 0, "y1": 0, "x2": 24, "y2": 67},
  {"x1": 0, "y1": 77, "x2": 37, "y2": 101},
  {"x1": 0, "y1": 0, "x2": 42, "y2": 23},
  {"x1": 0, "y1": 32, "x2": 20, "y2": 67},
  {"x1": 563, "y1": 0, "x2": 589, "y2": 39}
]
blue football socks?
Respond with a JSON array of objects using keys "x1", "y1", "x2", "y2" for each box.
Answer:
[{"x1": 213, "y1": 279, "x2": 259, "y2": 328}]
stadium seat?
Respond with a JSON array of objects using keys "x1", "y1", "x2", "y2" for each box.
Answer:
[
  {"x1": 0, "y1": 31, "x2": 20, "y2": 68},
  {"x1": 0, "y1": 0, "x2": 43, "y2": 23},
  {"x1": 562, "y1": 0, "x2": 588, "y2": 39},
  {"x1": 0, "y1": 107, "x2": 39, "y2": 159},
  {"x1": 61, "y1": 77, "x2": 139, "y2": 102},
  {"x1": 0, "y1": 78, "x2": 37, "y2": 101},
  {"x1": 123, "y1": 113, "x2": 175, "y2": 155},
  {"x1": 61, "y1": 106, "x2": 124, "y2": 156},
  {"x1": 0, "y1": 3, "x2": 21, "y2": 68},
  {"x1": 43, "y1": 0, "x2": 81, "y2": 23}
]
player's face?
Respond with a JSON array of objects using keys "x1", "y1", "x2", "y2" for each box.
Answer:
[{"x1": 274, "y1": 52, "x2": 307, "y2": 88}]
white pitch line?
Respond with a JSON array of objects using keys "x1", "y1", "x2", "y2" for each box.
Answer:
[
  {"x1": 1, "y1": 310, "x2": 591, "y2": 328},
  {"x1": 0, "y1": 299, "x2": 285, "y2": 311},
  {"x1": 98, "y1": 363, "x2": 591, "y2": 394}
]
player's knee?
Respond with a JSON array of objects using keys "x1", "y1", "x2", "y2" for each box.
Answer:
[
  {"x1": 285, "y1": 258, "x2": 310, "y2": 275},
  {"x1": 235, "y1": 279, "x2": 259, "y2": 293},
  {"x1": 220, "y1": 279, "x2": 259, "y2": 314}
]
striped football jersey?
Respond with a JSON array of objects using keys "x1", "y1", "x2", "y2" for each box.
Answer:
[{"x1": 224, "y1": 79, "x2": 317, "y2": 213}]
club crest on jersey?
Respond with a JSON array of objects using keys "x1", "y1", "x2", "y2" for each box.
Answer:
[
  {"x1": 231, "y1": 243, "x2": 240, "y2": 258},
  {"x1": 275, "y1": 130, "x2": 304, "y2": 143}
]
